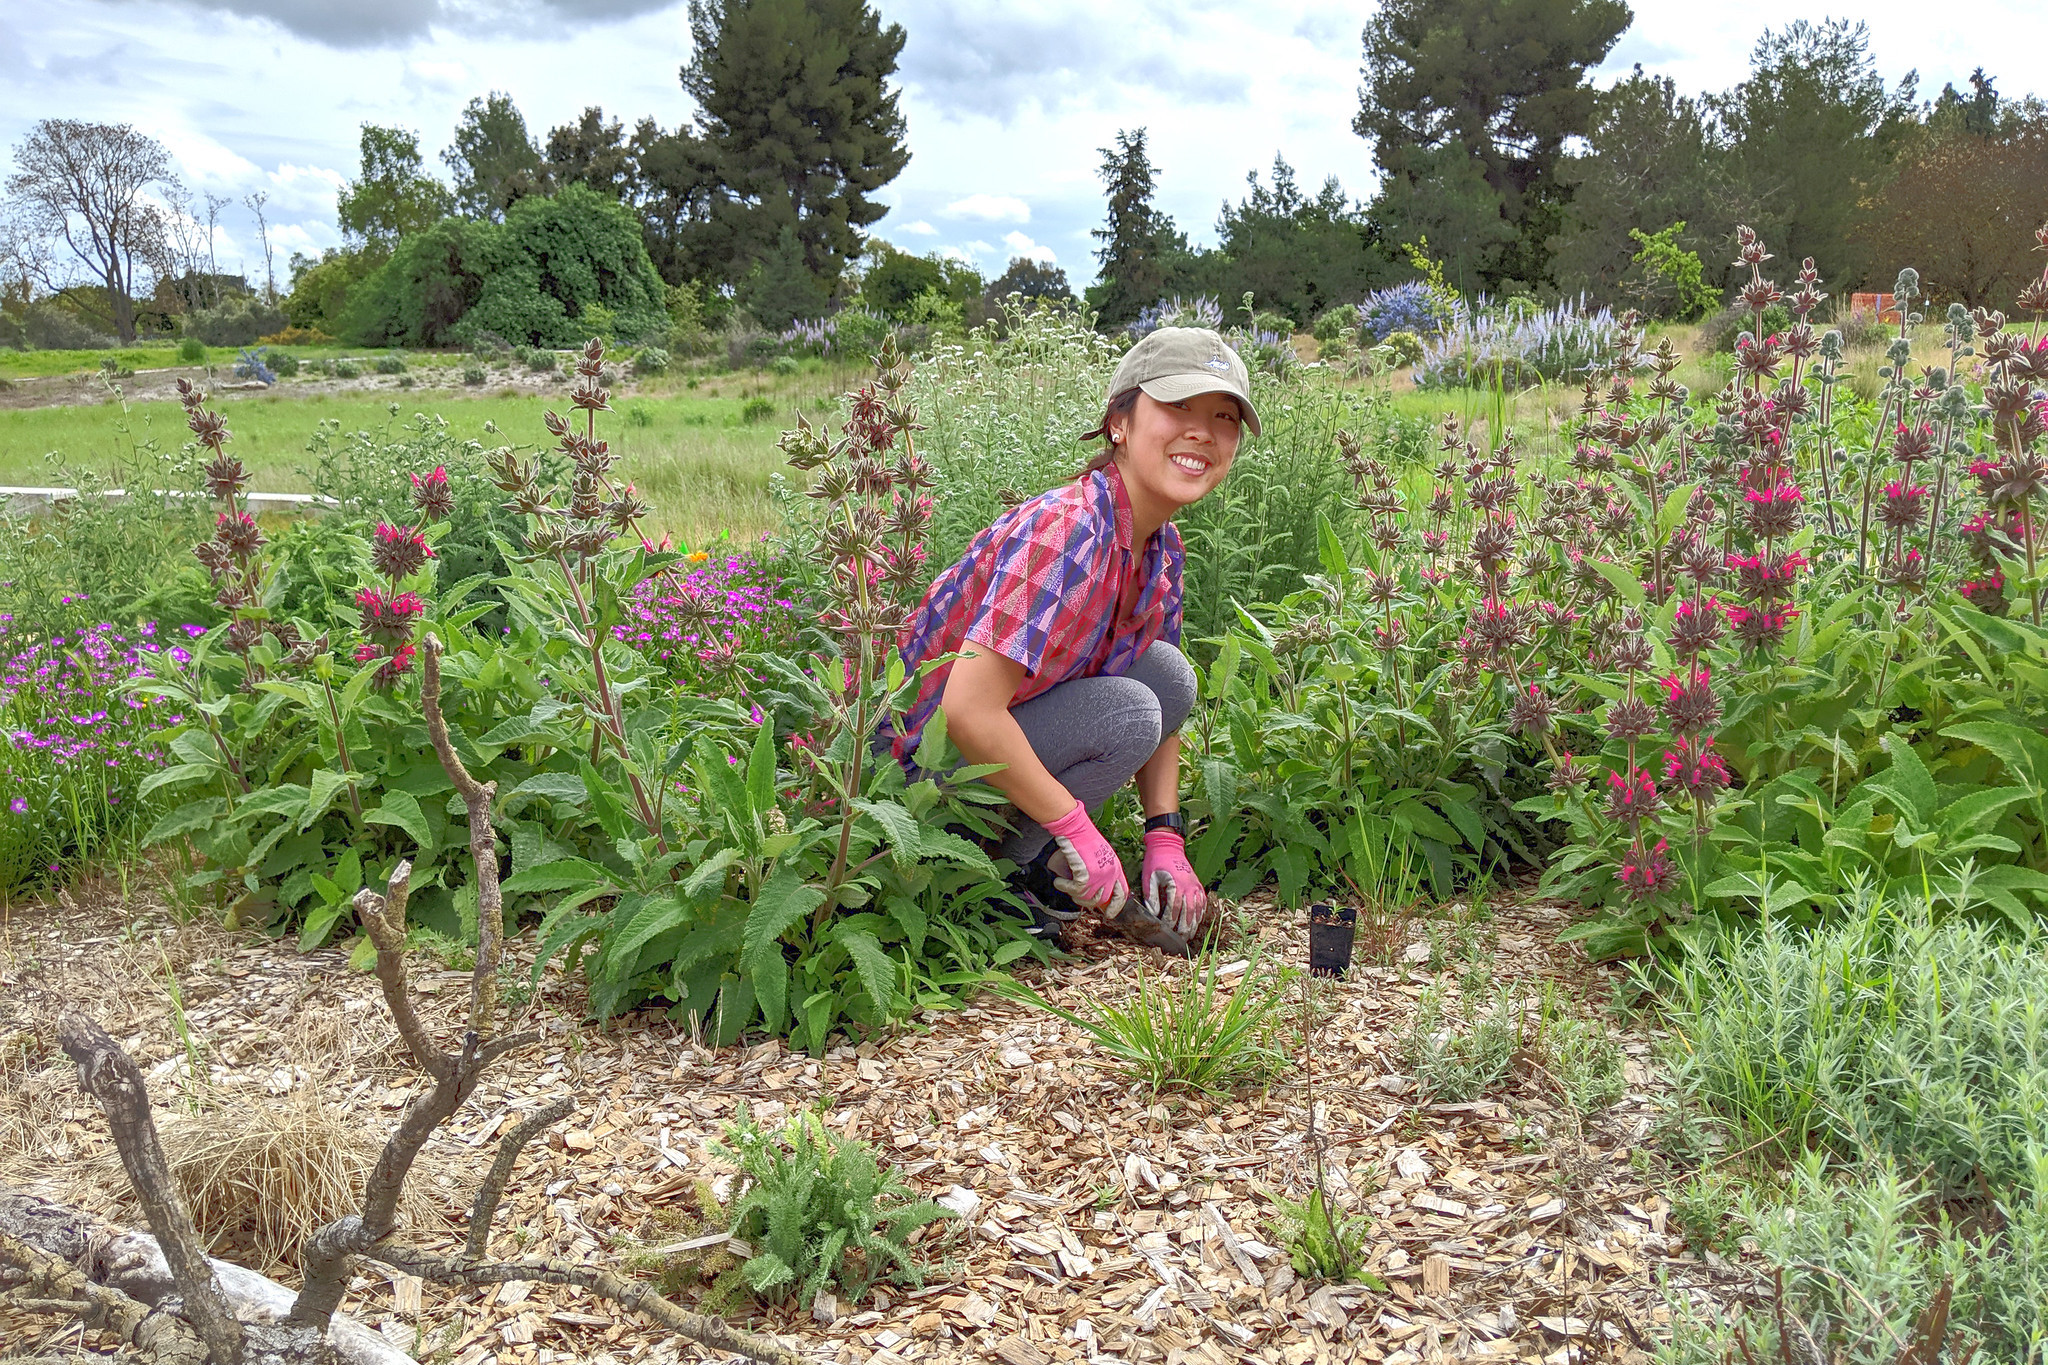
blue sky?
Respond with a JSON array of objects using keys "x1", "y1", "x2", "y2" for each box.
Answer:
[{"x1": 3, "y1": 0, "x2": 2043, "y2": 290}]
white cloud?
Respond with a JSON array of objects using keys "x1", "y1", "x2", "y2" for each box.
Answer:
[
  {"x1": 1000, "y1": 230, "x2": 1055, "y2": 265},
  {"x1": 944, "y1": 193, "x2": 1030, "y2": 223},
  {"x1": 897, "y1": 219, "x2": 937, "y2": 236}
]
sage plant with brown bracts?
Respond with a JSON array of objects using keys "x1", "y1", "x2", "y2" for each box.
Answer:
[
  {"x1": 488, "y1": 338, "x2": 676, "y2": 856},
  {"x1": 351, "y1": 465, "x2": 445, "y2": 690},
  {"x1": 776, "y1": 333, "x2": 937, "y2": 912}
]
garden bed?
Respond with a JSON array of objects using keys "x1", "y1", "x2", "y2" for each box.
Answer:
[{"x1": 0, "y1": 876, "x2": 1727, "y2": 1364}]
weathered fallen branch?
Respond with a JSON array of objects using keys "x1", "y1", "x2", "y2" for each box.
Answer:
[
  {"x1": 1, "y1": 1228, "x2": 207, "y2": 1365},
  {"x1": 368, "y1": 1243, "x2": 804, "y2": 1365},
  {"x1": 0, "y1": 1188, "x2": 408, "y2": 1365}
]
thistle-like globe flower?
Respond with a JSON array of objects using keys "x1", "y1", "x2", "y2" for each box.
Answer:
[
  {"x1": 372, "y1": 522, "x2": 434, "y2": 579},
  {"x1": 1604, "y1": 766, "x2": 1662, "y2": 825},
  {"x1": 1618, "y1": 838, "x2": 1674, "y2": 899},
  {"x1": 1670, "y1": 598, "x2": 1723, "y2": 656},
  {"x1": 357, "y1": 587, "x2": 426, "y2": 644},
  {"x1": 1660, "y1": 666, "x2": 1721, "y2": 736},
  {"x1": 1877, "y1": 481, "x2": 1930, "y2": 532},
  {"x1": 409, "y1": 466, "x2": 455, "y2": 519},
  {"x1": 1606, "y1": 696, "x2": 1658, "y2": 741},
  {"x1": 1507, "y1": 684, "x2": 1559, "y2": 739},
  {"x1": 215, "y1": 510, "x2": 265, "y2": 559}
]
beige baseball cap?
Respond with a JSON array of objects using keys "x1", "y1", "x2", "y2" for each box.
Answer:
[{"x1": 1106, "y1": 327, "x2": 1262, "y2": 437}]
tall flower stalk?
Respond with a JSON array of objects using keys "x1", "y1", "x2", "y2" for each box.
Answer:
[{"x1": 777, "y1": 335, "x2": 934, "y2": 915}]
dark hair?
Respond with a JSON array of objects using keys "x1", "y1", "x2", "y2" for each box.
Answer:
[{"x1": 1074, "y1": 387, "x2": 1140, "y2": 478}]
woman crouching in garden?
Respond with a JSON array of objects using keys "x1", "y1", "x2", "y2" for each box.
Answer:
[{"x1": 877, "y1": 328, "x2": 1257, "y2": 954}]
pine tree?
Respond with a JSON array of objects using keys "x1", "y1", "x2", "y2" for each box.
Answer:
[
  {"x1": 1088, "y1": 128, "x2": 1185, "y2": 328},
  {"x1": 1355, "y1": 0, "x2": 1631, "y2": 292},
  {"x1": 682, "y1": 0, "x2": 909, "y2": 289}
]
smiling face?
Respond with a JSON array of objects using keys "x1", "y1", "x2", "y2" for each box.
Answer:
[{"x1": 1109, "y1": 389, "x2": 1243, "y2": 523}]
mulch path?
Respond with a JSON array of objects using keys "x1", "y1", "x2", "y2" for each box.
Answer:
[{"x1": 0, "y1": 878, "x2": 1740, "y2": 1364}]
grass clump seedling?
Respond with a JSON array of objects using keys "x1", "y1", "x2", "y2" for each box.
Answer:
[
  {"x1": 1004, "y1": 949, "x2": 1292, "y2": 1096},
  {"x1": 714, "y1": 1104, "x2": 954, "y2": 1310}
]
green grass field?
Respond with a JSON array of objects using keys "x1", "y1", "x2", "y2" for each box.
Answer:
[{"x1": 0, "y1": 363, "x2": 872, "y2": 546}]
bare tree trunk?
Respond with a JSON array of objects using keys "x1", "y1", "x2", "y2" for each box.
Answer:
[{"x1": 55, "y1": 1014, "x2": 245, "y2": 1365}]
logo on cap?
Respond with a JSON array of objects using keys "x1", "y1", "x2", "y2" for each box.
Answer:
[{"x1": 1204, "y1": 353, "x2": 1230, "y2": 372}]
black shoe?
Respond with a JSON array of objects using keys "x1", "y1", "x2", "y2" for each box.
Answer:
[{"x1": 1003, "y1": 843, "x2": 1086, "y2": 948}]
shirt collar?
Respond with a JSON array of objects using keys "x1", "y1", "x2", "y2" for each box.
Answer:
[{"x1": 1102, "y1": 463, "x2": 1135, "y2": 554}]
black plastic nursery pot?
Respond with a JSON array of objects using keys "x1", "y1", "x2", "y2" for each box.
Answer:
[{"x1": 1307, "y1": 901, "x2": 1357, "y2": 979}]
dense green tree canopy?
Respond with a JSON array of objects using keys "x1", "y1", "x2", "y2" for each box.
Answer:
[
  {"x1": 337, "y1": 125, "x2": 454, "y2": 254},
  {"x1": 986, "y1": 256, "x2": 1072, "y2": 305},
  {"x1": 544, "y1": 107, "x2": 637, "y2": 200},
  {"x1": 1711, "y1": 19, "x2": 1918, "y2": 287},
  {"x1": 1550, "y1": 69, "x2": 1744, "y2": 307},
  {"x1": 1355, "y1": 0, "x2": 1631, "y2": 292},
  {"x1": 1206, "y1": 156, "x2": 1392, "y2": 326},
  {"x1": 443, "y1": 93, "x2": 543, "y2": 220},
  {"x1": 337, "y1": 184, "x2": 667, "y2": 348},
  {"x1": 681, "y1": 0, "x2": 910, "y2": 288}
]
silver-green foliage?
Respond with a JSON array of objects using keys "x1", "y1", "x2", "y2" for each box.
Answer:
[
  {"x1": 1657, "y1": 893, "x2": 2048, "y2": 1193},
  {"x1": 714, "y1": 1105, "x2": 954, "y2": 1308},
  {"x1": 1656, "y1": 895, "x2": 2048, "y2": 1360},
  {"x1": 1402, "y1": 977, "x2": 1527, "y2": 1103},
  {"x1": 1659, "y1": 1151, "x2": 2048, "y2": 1364}
]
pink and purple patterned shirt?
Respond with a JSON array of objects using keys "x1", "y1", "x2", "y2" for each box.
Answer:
[{"x1": 879, "y1": 464, "x2": 1184, "y2": 766}]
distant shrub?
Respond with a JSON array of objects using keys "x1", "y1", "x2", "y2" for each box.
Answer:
[
  {"x1": 187, "y1": 300, "x2": 287, "y2": 348},
  {"x1": 740, "y1": 396, "x2": 776, "y2": 424},
  {"x1": 26, "y1": 306, "x2": 116, "y2": 350},
  {"x1": 333, "y1": 359, "x2": 359, "y2": 379},
  {"x1": 373, "y1": 355, "x2": 406, "y2": 375},
  {"x1": 258, "y1": 325, "x2": 334, "y2": 347},
  {"x1": 770, "y1": 355, "x2": 799, "y2": 377},
  {"x1": 1250, "y1": 309, "x2": 1295, "y2": 338},
  {"x1": 1358, "y1": 281, "x2": 1447, "y2": 342},
  {"x1": 1311, "y1": 306, "x2": 1361, "y2": 349},
  {"x1": 462, "y1": 364, "x2": 486, "y2": 386},
  {"x1": 397, "y1": 374, "x2": 415, "y2": 388},
  {"x1": 269, "y1": 353, "x2": 300, "y2": 378},
  {"x1": 526, "y1": 350, "x2": 558, "y2": 374},
  {"x1": 1380, "y1": 330, "x2": 1425, "y2": 368},
  {"x1": 633, "y1": 346, "x2": 670, "y2": 376},
  {"x1": 178, "y1": 337, "x2": 206, "y2": 363}
]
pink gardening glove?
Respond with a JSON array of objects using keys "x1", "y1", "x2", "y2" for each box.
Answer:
[
  {"x1": 1142, "y1": 830, "x2": 1207, "y2": 936},
  {"x1": 1043, "y1": 800, "x2": 1129, "y2": 918}
]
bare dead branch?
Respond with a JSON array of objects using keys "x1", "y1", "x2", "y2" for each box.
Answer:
[
  {"x1": 55, "y1": 1014, "x2": 243, "y2": 1365},
  {"x1": 464, "y1": 1098, "x2": 574, "y2": 1260},
  {"x1": 366, "y1": 1242, "x2": 803, "y2": 1365},
  {"x1": 349, "y1": 861, "x2": 450, "y2": 1083},
  {"x1": 420, "y1": 633, "x2": 502, "y2": 1036}
]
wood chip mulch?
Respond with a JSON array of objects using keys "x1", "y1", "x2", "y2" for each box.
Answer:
[{"x1": 0, "y1": 878, "x2": 1742, "y2": 1364}]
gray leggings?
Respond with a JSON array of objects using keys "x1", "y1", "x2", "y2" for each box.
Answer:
[{"x1": 997, "y1": 640, "x2": 1197, "y2": 866}]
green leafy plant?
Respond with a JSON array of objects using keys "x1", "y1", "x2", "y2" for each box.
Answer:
[
  {"x1": 1402, "y1": 977, "x2": 1525, "y2": 1103},
  {"x1": 1001, "y1": 949, "x2": 1292, "y2": 1095},
  {"x1": 1265, "y1": 1184, "x2": 1376, "y2": 1283},
  {"x1": 714, "y1": 1104, "x2": 953, "y2": 1308}
]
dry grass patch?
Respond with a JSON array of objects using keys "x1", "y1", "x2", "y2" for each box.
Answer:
[{"x1": 88, "y1": 1086, "x2": 449, "y2": 1273}]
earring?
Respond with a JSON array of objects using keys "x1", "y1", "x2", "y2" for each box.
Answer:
[{"x1": 1111, "y1": 433, "x2": 1123, "y2": 443}]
